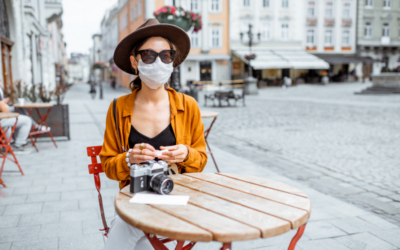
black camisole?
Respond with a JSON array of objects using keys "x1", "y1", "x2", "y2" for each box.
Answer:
[{"x1": 128, "y1": 124, "x2": 176, "y2": 150}]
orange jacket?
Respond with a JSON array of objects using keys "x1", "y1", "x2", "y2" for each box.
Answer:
[{"x1": 99, "y1": 88, "x2": 207, "y2": 190}]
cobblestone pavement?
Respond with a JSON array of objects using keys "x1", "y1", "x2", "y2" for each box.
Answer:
[
  {"x1": 200, "y1": 82, "x2": 400, "y2": 225},
  {"x1": 0, "y1": 82, "x2": 399, "y2": 250}
]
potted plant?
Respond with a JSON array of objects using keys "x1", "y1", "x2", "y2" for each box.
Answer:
[
  {"x1": 14, "y1": 80, "x2": 25, "y2": 106},
  {"x1": 244, "y1": 54, "x2": 257, "y2": 61},
  {"x1": 93, "y1": 62, "x2": 107, "y2": 70},
  {"x1": 154, "y1": 6, "x2": 202, "y2": 32}
]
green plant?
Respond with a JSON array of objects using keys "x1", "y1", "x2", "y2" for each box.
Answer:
[
  {"x1": 154, "y1": 6, "x2": 202, "y2": 32},
  {"x1": 54, "y1": 83, "x2": 70, "y2": 105},
  {"x1": 14, "y1": 80, "x2": 24, "y2": 98},
  {"x1": 38, "y1": 84, "x2": 53, "y2": 103},
  {"x1": 24, "y1": 84, "x2": 37, "y2": 103},
  {"x1": 93, "y1": 62, "x2": 107, "y2": 70}
]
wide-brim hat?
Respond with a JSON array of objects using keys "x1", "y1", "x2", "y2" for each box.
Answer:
[{"x1": 113, "y1": 18, "x2": 190, "y2": 75}]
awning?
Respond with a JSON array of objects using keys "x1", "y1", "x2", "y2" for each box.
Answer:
[
  {"x1": 314, "y1": 54, "x2": 378, "y2": 64},
  {"x1": 232, "y1": 47, "x2": 329, "y2": 70}
]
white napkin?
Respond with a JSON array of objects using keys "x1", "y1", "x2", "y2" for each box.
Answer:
[{"x1": 129, "y1": 193, "x2": 190, "y2": 206}]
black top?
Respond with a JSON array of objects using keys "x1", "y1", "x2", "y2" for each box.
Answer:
[{"x1": 128, "y1": 124, "x2": 176, "y2": 150}]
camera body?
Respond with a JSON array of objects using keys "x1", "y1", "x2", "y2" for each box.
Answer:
[{"x1": 130, "y1": 160, "x2": 174, "y2": 195}]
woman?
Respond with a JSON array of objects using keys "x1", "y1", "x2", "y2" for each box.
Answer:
[{"x1": 100, "y1": 19, "x2": 207, "y2": 250}]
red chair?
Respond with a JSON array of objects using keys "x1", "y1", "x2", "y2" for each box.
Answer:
[{"x1": 86, "y1": 146, "x2": 196, "y2": 250}]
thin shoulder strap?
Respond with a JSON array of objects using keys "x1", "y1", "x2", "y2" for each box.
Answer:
[{"x1": 113, "y1": 98, "x2": 126, "y2": 152}]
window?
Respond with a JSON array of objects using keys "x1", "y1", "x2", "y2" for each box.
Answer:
[
  {"x1": 191, "y1": 0, "x2": 199, "y2": 12},
  {"x1": 261, "y1": 21, "x2": 270, "y2": 40},
  {"x1": 383, "y1": 0, "x2": 391, "y2": 8},
  {"x1": 138, "y1": 1, "x2": 142, "y2": 16},
  {"x1": 164, "y1": 0, "x2": 173, "y2": 6},
  {"x1": 343, "y1": 3, "x2": 351, "y2": 19},
  {"x1": 281, "y1": 23, "x2": 289, "y2": 40},
  {"x1": 365, "y1": 22, "x2": 372, "y2": 38},
  {"x1": 342, "y1": 30, "x2": 350, "y2": 46},
  {"x1": 325, "y1": 2, "x2": 333, "y2": 18},
  {"x1": 263, "y1": 0, "x2": 270, "y2": 8},
  {"x1": 243, "y1": 0, "x2": 250, "y2": 7},
  {"x1": 382, "y1": 23, "x2": 390, "y2": 37},
  {"x1": 308, "y1": 1, "x2": 316, "y2": 17},
  {"x1": 241, "y1": 21, "x2": 251, "y2": 41},
  {"x1": 282, "y1": 0, "x2": 289, "y2": 9},
  {"x1": 210, "y1": 0, "x2": 221, "y2": 12},
  {"x1": 190, "y1": 31, "x2": 200, "y2": 48},
  {"x1": 307, "y1": 29, "x2": 315, "y2": 45},
  {"x1": 130, "y1": 7, "x2": 134, "y2": 21},
  {"x1": 365, "y1": 0, "x2": 373, "y2": 7},
  {"x1": 325, "y1": 29, "x2": 333, "y2": 46},
  {"x1": 211, "y1": 26, "x2": 221, "y2": 47}
]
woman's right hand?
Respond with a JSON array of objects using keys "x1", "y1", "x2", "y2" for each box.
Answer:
[{"x1": 128, "y1": 143, "x2": 157, "y2": 164}]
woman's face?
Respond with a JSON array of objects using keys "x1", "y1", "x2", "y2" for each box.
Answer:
[{"x1": 130, "y1": 37, "x2": 171, "y2": 71}]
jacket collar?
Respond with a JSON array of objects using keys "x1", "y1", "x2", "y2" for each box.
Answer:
[{"x1": 122, "y1": 87, "x2": 184, "y2": 118}]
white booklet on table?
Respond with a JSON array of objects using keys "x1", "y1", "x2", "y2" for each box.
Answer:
[{"x1": 129, "y1": 192, "x2": 190, "y2": 206}]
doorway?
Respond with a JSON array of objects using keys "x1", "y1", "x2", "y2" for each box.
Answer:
[
  {"x1": 200, "y1": 61, "x2": 212, "y2": 81},
  {"x1": 1, "y1": 36, "x2": 14, "y2": 100}
]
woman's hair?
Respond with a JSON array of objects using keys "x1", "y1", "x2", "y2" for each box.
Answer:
[{"x1": 129, "y1": 37, "x2": 181, "y2": 92}]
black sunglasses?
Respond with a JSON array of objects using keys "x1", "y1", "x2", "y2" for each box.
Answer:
[{"x1": 136, "y1": 49, "x2": 176, "y2": 64}]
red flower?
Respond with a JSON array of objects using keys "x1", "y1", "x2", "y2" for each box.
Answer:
[
  {"x1": 171, "y1": 7, "x2": 176, "y2": 14},
  {"x1": 162, "y1": 8, "x2": 167, "y2": 13},
  {"x1": 191, "y1": 13, "x2": 195, "y2": 18}
]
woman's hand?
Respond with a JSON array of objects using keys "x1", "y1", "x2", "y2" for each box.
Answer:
[
  {"x1": 159, "y1": 145, "x2": 188, "y2": 163},
  {"x1": 128, "y1": 143, "x2": 157, "y2": 164}
]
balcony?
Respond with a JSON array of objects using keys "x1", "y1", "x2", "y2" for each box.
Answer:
[{"x1": 45, "y1": 0, "x2": 63, "y2": 22}]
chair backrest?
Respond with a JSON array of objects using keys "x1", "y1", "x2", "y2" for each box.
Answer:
[{"x1": 86, "y1": 146, "x2": 109, "y2": 237}]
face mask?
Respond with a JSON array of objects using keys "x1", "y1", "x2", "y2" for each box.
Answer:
[{"x1": 138, "y1": 57, "x2": 174, "y2": 89}]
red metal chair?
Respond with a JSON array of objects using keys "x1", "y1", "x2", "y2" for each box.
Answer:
[
  {"x1": 0, "y1": 117, "x2": 24, "y2": 188},
  {"x1": 86, "y1": 146, "x2": 197, "y2": 250},
  {"x1": 27, "y1": 107, "x2": 57, "y2": 152}
]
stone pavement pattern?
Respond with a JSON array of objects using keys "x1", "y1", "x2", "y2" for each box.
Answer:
[
  {"x1": 0, "y1": 82, "x2": 398, "y2": 250},
  {"x1": 201, "y1": 83, "x2": 400, "y2": 225}
]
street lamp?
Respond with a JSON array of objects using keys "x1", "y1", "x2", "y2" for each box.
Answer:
[
  {"x1": 97, "y1": 49, "x2": 103, "y2": 99},
  {"x1": 240, "y1": 24, "x2": 260, "y2": 95}
]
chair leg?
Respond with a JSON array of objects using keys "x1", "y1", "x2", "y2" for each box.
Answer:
[
  {"x1": 47, "y1": 131, "x2": 58, "y2": 148},
  {"x1": 288, "y1": 224, "x2": 306, "y2": 250},
  {"x1": 0, "y1": 177, "x2": 6, "y2": 187},
  {"x1": 29, "y1": 134, "x2": 39, "y2": 152},
  {"x1": 7, "y1": 145, "x2": 23, "y2": 175},
  {"x1": 220, "y1": 242, "x2": 232, "y2": 250}
]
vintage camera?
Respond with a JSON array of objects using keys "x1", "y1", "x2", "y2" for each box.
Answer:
[{"x1": 130, "y1": 160, "x2": 174, "y2": 195}]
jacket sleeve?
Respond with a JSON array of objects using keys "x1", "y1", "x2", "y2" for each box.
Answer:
[
  {"x1": 182, "y1": 101, "x2": 208, "y2": 173},
  {"x1": 99, "y1": 102, "x2": 130, "y2": 181}
]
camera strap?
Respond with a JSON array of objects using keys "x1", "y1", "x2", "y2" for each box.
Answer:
[{"x1": 113, "y1": 98, "x2": 126, "y2": 153}]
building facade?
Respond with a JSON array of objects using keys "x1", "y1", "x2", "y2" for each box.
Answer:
[
  {"x1": 357, "y1": 0, "x2": 400, "y2": 74},
  {"x1": 0, "y1": 0, "x2": 67, "y2": 101},
  {"x1": 68, "y1": 53, "x2": 90, "y2": 84},
  {"x1": 101, "y1": 4, "x2": 119, "y2": 83}
]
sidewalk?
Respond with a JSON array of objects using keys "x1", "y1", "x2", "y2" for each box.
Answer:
[{"x1": 0, "y1": 83, "x2": 399, "y2": 250}]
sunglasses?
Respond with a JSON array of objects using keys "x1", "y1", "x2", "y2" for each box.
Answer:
[{"x1": 136, "y1": 49, "x2": 176, "y2": 64}]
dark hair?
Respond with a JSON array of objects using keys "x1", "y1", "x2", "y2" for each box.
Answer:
[{"x1": 129, "y1": 37, "x2": 181, "y2": 92}]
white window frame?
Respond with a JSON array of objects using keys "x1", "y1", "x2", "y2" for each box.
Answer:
[
  {"x1": 307, "y1": 29, "x2": 315, "y2": 46},
  {"x1": 190, "y1": 0, "x2": 199, "y2": 12},
  {"x1": 382, "y1": 22, "x2": 390, "y2": 37},
  {"x1": 164, "y1": 0, "x2": 173, "y2": 6},
  {"x1": 365, "y1": 0, "x2": 373, "y2": 8},
  {"x1": 282, "y1": 0, "x2": 289, "y2": 9},
  {"x1": 342, "y1": 30, "x2": 350, "y2": 46},
  {"x1": 307, "y1": 1, "x2": 316, "y2": 17},
  {"x1": 138, "y1": 1, "x2": 142, "y2": 17},
  {"x1": 324, "y1": 29, "x2": 333, "y2": 46},
  {"x1": 325, "y1": 2, "x2": 333, "y2": 18},
  {"x1": 343, "y1": 2, "x2": 351, "y2": 19},
  {"x1": 364, "y1": 22, "x2": 372, "y2": 38},
  {"x1": 383, "y1": 0, "x2": 391, "y2": 8},
  {"x1": 243, "y1": 0, "x2": 251, "y2": 8},
  {"x1": 210, "y1": 26, "x2": 222, "y2": 48},
  {"x1": 281, "y1": 23, "x2": 289, "y2": 40},
  {"x1": 261, "y1": 21, "x2": 271, "y2": 40},
  {"x1": 190, "y1": 30, "x2": 201, "y2": 48},
  {"x1": 262, "y1": 0, "x2": 270, "y2": 8},
  {"x1": 209, "y1": 0, "x2": 221, "y2": 13}
]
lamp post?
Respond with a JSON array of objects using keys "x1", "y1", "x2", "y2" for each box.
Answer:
[
  {"x1": 97, "y1": 49, "x2": 103, "y2": 99},
  {"x1": 240, "y1": 24, "x2": 260, "y2": 95}
]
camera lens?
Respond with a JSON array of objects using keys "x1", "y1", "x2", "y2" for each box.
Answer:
[{"x1": 150, "y1": 174, "x2": 174, "y2": 195}]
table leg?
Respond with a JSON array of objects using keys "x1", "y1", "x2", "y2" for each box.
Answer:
[
  {"x1": 28, "y1": 107, "x2": 58, "y2": 151},
  {"x1": 145, "y1": 233, "x2": 196, "y2": 250},
  {"x1": 288, "y1": 224, "x2": 307, "y2": 250},
  {"x1": 204, "y1": 117, "x2": 220, "y2": 173},
  {"x1": 220, "y1": 242, "x2": 232, "y2": 250}
]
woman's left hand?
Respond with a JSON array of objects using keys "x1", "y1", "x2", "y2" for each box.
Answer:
[{"x1": 159, "y1": 145, "x2": 188, "y2": 163}]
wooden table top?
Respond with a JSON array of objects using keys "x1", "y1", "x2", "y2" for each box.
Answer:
[
  {"x1": 116, "y1": 173, "x2": 311, "y2": 243},
  {"x1": 0, "y1": 113, "x2": 19, "y2": 119},
  {"x1": 201, "y1": 111, "x2": 219, "y2": 118},
  {"x1": 14, "y1": 103, "x2": 54, "y2": 108}
]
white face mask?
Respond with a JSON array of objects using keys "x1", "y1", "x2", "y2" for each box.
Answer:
[{"x1": 138, "y1": 57, "x2": 174, "y2": 89}]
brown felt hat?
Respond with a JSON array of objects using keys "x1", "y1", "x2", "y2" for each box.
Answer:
[{"x1": 113, "y1": 18, "x2": 190, "y2": 75}]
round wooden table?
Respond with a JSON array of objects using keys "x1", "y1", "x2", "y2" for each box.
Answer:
[{"x1": 116, "y1": 173, "x2": 311, "y2": 250}]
